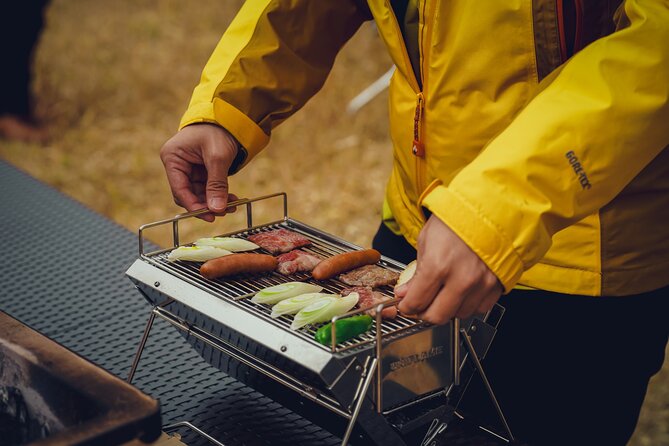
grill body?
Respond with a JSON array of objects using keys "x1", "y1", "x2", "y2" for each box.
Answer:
[{"x1": 126, "y1": 198, "x2": 504, "y2": 445}]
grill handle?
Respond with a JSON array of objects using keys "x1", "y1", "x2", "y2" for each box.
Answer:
[{"x1": 138, "y1": 192, "x2": 288, "y2": 257}]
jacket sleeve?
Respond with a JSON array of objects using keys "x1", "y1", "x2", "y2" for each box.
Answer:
[
  {"x1": 419, "y1": 0, "x2": 669, "y2": 292},
  {"x1": 179, "y1": 0, "x2": 370, "y2": 170}
]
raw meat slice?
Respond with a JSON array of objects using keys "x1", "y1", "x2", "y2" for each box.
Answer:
[
  {"x1": 338, "y1": 265, "x2": 399, "y2": 288},
  {"x1": 276, "y1": 250, "x2": 322, "y2": 275},
  {"x1": 247, "y1": 229, "x2": 311, "y2": 255},
  {"x1": 341, "y1": 286, "x2": 397, "y2": 319}
]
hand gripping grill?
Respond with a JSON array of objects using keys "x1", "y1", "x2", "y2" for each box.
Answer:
[{"x1": 125, "y1": 193, "x2": 514, "y2": 445}]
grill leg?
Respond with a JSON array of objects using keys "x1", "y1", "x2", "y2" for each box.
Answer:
[
  {"x1": 460, "y1": 328, "x2": 514, "y2": 442},
  {"x1": 341, "y1": 358, "x2": 377, "y2": 445},
  {"x1": 127, "y1": 309, "x2": 157, "y2": 384},
  {"x1": 340, "y1": 357, "x2": 407, "y2": 446},
  {"x1": 163, "y1": 421, "x2": 226, "y2": 446}
]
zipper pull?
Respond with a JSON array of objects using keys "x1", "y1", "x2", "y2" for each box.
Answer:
[{"x1": 412, "y1": 93, "x2": 425, "y2": 158}]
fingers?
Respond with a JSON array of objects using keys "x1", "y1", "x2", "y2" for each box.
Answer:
[
  {"x1": 162, "y1": 154, "x2": 204, "y2": 213},
  {"x1": 165, "y1": 164, "x2": 214, "y2": 222},
  {"x1": 476, "y1": 283, "x2": 503, "y2": 315},
  {"x1": 205, "y1": 167, "x2": 230, "y2": 212},
  {"x1": 415, "y1": 284, "x2": 467, "y2": 325},
  {"x1": 397, "y1": 262, "x2": 444, "y2": 316},
  {"x1": 453, "y1": 269, "x2": 500, "y2": 319},
  {"x1": 413, "y1": 279, "x2": 500, "y2": 324},
  {"x1": 226, "y1": 193, "x2": 240, "y2": 214},
  {"x1": 395, "y1": 215, "x2": 503, "y2": 325},
  {"x1": 453, "y1": 283, "x2": 485, "y2": 320},
  {"x1": 202, "y1": 129, "x2": 237, "y2": 213},
  {"x1": 160, "y1": 123, "x2": 239, "y2": 221}
]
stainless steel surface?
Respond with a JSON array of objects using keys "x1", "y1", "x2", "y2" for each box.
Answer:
[
  {"x1": 151, "y1": 305, "x2": 351, "y2": 419},
  {"x1": 127, "y1": 294, "x2": 173, "y2": 384},
  {"x1": 137, "y1": 217, "x2": 423, "y2": 355},
  {"x1": 341, "y1": 357, "x2": 378, "y2": 446},
  {"x1": 163, "y1": 421, "x2": 227, "y2": 446},
  {"x1": 375, "y1": 306, "x2": 383, "y2": 413},
  {"x1": 127, "y1": 193, "x2": 509, "y2": 445},
  {"x1": 138, "y1": 193, "x2": 288, "y2": 257},
  {"x1": 379, "y1": 323, "x2": 453, "y2": 411},
  {"x1": 460, "y1": 328, "x2": 514, "y2": 442},
  {"x1": 127, "y1": 310, "x2": 155, "y2": 384},
  {"x1": 127, "y1": 260, "x2": 337, "y2": 379}
]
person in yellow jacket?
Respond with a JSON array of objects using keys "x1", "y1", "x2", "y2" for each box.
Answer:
[{"x1": 160, "y1": 1, "x2": 669, "y2": 444}]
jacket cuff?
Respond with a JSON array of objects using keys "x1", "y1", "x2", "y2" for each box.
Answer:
[
  {"x1": 419, "y1": 181, "x2": 525, "y2": 293},
  {"x1": 179, "y1": 98, "x2": 270, "y2": 170}
]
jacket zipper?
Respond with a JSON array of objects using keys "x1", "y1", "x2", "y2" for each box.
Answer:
[
  {"x1": 556, "y1": 0, "x2": 584, "y2": 62},
  {"x1": 387, "y1": 0, "x2": 432, "y2": 197},
  {"x1": 386, "y1": 1, "x2": 421, "y2": 92},
  {"x1": 573, "y1": 0, "x2": 584, "y2": 53},
  {"x1": 412, "y1": 93, "x2": 425, "y2": 157},
  {"x1": 556, "y1": 0, "x2": 568, "y2": 62}
]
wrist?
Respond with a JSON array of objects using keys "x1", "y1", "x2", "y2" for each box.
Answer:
[{"x1": 209, "y1": 123, "x2": 247, "y2": 174}]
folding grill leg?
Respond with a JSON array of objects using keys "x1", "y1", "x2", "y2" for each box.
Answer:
[
  {"x1": 163, "y1": 421, "x2": 226, "y2": 446},
  {"x1": 459, "y1": 328, "x2": 515, "y2": 442},
  {"x1": 341, "y1": 357, "x2": 377, "y2": 446},
  {"x1": 127, "y1": 309, "x2": 157, "y2": 384}
]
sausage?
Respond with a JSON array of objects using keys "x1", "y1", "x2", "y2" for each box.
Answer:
[
  {"x1": 200, "y1": 253, "x2": 278, "y2": 280},
  {"x1": 312, "y1": 249, "x2": 381, "y2": 281}
]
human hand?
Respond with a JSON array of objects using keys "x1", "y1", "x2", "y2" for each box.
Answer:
[
  {"x1": 395, "y1": 215, "x2": 502, "y2": 324},
  {"x1": 160, "y1": 123, "x2": 239, "y2": 222}
]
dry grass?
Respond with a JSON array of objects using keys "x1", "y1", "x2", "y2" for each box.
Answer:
[
  {"x1": 0, "y1": 1, "x2": 666, "y2": 444},
  {"x1": 1, "y1": 0, "x2": 393, "y2": 249}
]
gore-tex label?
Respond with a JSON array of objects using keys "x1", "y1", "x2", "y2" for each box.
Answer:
[{"x1": 566, "y1": 150, "x2": 592, "y2": 190}]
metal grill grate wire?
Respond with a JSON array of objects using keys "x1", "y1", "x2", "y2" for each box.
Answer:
[{"x1": 142, "y1": 220, "x2": 425, "y2": 353}]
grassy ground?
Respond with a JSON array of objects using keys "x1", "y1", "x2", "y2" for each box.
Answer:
[{"x1": 1, "y1": 1, "x2": 666, "y2": 444}]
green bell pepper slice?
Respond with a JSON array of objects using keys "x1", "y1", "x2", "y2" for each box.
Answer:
[{"x1": 314, "y1": 314, "x2": 373, "y2": 346}]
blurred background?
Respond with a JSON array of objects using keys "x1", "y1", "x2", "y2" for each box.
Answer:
[{"x1": 0, "y1": 1, "x2": 665, "y2": 444}]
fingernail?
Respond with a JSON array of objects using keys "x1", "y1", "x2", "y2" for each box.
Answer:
[
  {"x1": 209, "y1": 198, "x2": 225, "y2": 211},
  {"x1": 397, "y1": 302, "x2": 411, "y2": 314},
  {"x1": 394, "y1": 283, "x2": 408, "y2": 296}
]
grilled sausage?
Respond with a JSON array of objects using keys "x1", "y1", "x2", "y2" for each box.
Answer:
[
  {"x1": 312, "y1": 249, "x2": 381, "y2": 281},
  {"x1": 200, "y1": 253, "x2": 278, "y2": 279}
]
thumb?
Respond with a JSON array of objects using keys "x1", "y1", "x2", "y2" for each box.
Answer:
[
  {"x1": 206, "y1": 161, "x2": 231, "y2": 212},
  {"x1": 394, "y1": 282, "x2": 409, "y2": 298},
  {"x1": 202, "y1": 126, "x2": 238, "y2": 213}
]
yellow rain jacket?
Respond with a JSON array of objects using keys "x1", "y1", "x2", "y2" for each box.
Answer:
[{"x1": 180, "y1": 0, "x2": 669, "y2": 296}]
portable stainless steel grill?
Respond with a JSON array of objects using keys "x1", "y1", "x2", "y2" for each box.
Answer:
[{"x1": 125, "y1": 193, "x2": 514, "y2": 445}]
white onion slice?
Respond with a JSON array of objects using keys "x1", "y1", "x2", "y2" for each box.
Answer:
[
  {"x1": 195, "y1": 237, "x2": 259, "y2": 252},
  {"x1": 167, "y1": 245, "x2": 232, "y2": 262},
  {"x1": 252, "y1": 282, "x2": 323, "y2": 305},
  {"x1": 270, "y1": 293, "x2": 334, "y2": 319},
  {"x1": 291, "y1": 293, "x2": 359, "y2": 330},
  {"x1": 396, "y1": 260, "x2": 417, "y2": 287}
]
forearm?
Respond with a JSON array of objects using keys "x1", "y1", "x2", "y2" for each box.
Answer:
[{"x1": 180, "y1": 0, "x2": 370, "y2": 170}]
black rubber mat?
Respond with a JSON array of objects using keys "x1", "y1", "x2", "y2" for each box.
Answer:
[{"x1": 0, "y1": 160, "x2": 510, "y2": 446}]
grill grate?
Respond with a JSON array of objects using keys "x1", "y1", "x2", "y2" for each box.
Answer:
[{"x1": 142, "y1": 220, "x2": 426, "y2": 353}]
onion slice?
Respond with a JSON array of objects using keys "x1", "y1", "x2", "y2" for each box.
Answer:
[
  {"x1": 396, "y1": 260, "x2": 417, "y2": 287},
  {"x1": 195, "y1": 237, "x2": 259, "y2": 252},
  {"x1": 270, "y1": 293, "x2": 333, "y2": 318},
  {"x1": 291, "y1": 293, "x2": 359, "y2": 330},
  {"x1": 252, "y1": 282, "x2": 323, "y2": 305},
  {"x1": 167, "y1": 245, "x2": 232, "y2": 262}
]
